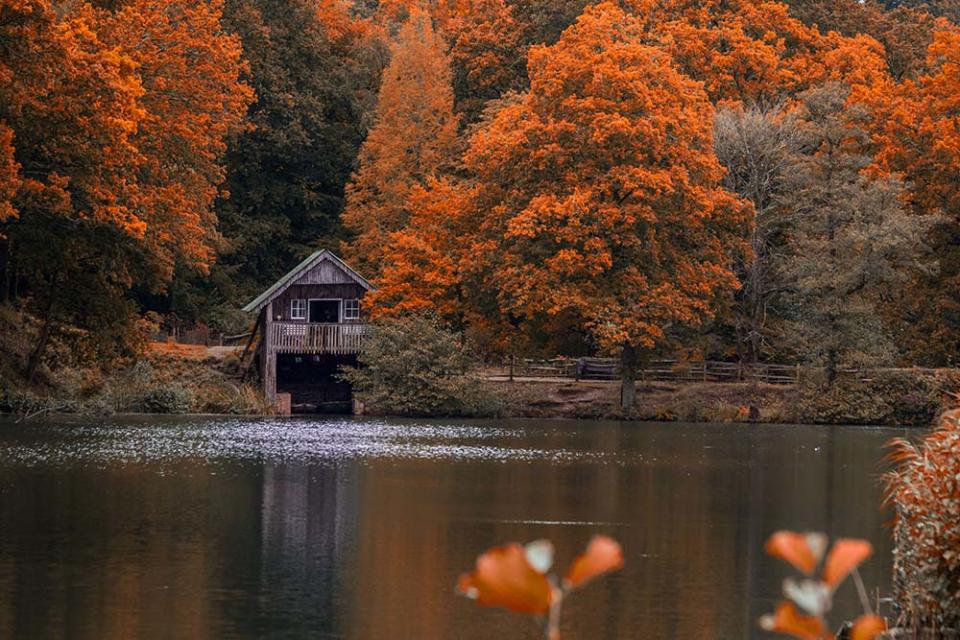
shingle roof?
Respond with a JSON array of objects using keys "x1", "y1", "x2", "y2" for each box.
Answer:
[{"x1": 242, "y1": 249, "x2": 373, "y2": 313}]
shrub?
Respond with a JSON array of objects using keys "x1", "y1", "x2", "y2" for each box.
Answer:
[
  {"x1": 797, "y1": 370, "x2": 959, "y2": 426},
  {"x1": 102, "y1": 360, "x2": 157, "y2": 413},
  {"x1": 885, "y1": 411, "x2": 960, "y2": 632},
  {"x1": 140, "y1": 385, "x2": 191, "y2": 414},
  {"x1": 342, "y1": 314, "x2": 503, "y2": 417},
  {"x1": 190, "y1": 380, "x2": 271, "y2": 415}
]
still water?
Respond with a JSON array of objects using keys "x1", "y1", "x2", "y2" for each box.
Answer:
[{"x1": 0, "y1": 416, "x2": 905, "y2": 639}]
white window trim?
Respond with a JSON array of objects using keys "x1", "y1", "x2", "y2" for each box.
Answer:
[
  {"x1": 290, "y1": 298, "x2": 307, "y2": 320},
  {"x1": 343, "y1": 298, "x2": 361, "y2": 320},
  {"x1": 308, "y1": 298, "x2": 342, "y2": 323}
]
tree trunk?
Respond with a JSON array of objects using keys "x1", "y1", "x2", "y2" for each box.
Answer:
[
  {"x1": 620, "y1": 343, "x2": 636, "y2": 412},
  {"x1": 826, "y1": 347, "x2": 838, "y2": 385},
  {"x1": 26, "y1": 309, "x2": 55, "y2": 383},
  {"x1": 0, "y1": 238, "x2": 8, "y2": 304}
]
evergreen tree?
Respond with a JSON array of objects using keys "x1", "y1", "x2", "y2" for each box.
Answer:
[
  {"x1": 778, "y1": 83, "x2": 937, "y2": 379},
  {"x1": 217, "y1": 0, "x2": 385, "y2": 290},
  {"x1": 342, "y1": 7, "x2": 460, "y2": 277}
]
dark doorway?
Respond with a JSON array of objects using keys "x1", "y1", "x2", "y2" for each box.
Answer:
[
  {"x1": 277, "y1": 353, "x2": 356, "y2": 414},
  {"x1": 309, "y1": 299, "x2": 340, "y2": 323}
]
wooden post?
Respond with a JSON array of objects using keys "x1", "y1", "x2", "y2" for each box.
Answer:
[
  {"x1": 620, "y1": 344, "x2": 636, "y2": 412},
  {"x1": 509, "y1": 355, "x2": 514, "y2": 382},
  {"x1": 263, "y1": 301, "x2": 277, "y2": 404}
]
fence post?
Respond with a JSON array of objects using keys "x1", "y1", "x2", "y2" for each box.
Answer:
[
  {"x1": 509, "y1": 355, "x2": 514, "y2": 382},
  {"x1": 795, "y1": 363, "x2": 801, "y2": 384}
]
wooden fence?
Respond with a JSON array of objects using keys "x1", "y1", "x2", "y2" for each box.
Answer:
[{"x1": 491, "y1": 358, "x2": 947, "y2": 385}]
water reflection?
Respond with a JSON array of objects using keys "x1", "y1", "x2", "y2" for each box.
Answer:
[{"x1": 0, "y1": 417, "x2": 903, "y2": 639}]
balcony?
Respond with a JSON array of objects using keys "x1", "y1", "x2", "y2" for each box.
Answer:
[{"x1": 268, "y1": 322, "x2": 369, "y2": 355}]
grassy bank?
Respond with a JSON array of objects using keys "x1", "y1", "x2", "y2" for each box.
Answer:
[
  {"x1": 2, "y1": 302, "x2": 954, "y2": 424},
  {"x1": 1, "y1": 345, "x2": 270, "y2": 417},
  {"x1": 497, "y1": 379, "x2": 796, "y2": 423},
  {"x1": 0, "y1": 306, "x2": 269, "y2": 417}
]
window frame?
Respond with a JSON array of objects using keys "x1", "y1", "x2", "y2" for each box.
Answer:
[
  {"x1": 290, "y1": 298, "x2": 307, "y2": 320},
  {"x1": 343, "y1": 298, "x2": 361, "y2": 321}
]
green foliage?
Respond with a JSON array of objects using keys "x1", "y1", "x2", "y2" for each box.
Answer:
[
  {"x1": 343, "y1": 315, "x2": 503, "y2": 417},
  {"x1": 796, "y1": 369, "x2": 959, "y2": 425},
  {"x1": 140, "y1": 384, "x2": 191, "y2": 414},
  {"x1": 777, "y1": 83, "x2": 938, "y2": 377},
  {"x1": 214, "y1": 0, "x2": 385, "y2": 291}
]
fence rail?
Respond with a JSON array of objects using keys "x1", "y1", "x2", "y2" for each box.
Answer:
[
  {"x1": 492, "y1": 358, "x2": 947, "y2": 386},
  {"x1": 269, "y1": 322, "x2": 368, "y2": 355}
]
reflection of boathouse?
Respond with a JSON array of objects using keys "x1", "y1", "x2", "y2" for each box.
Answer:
[{"x1": 243, "y1": 250, "x2": 372, "y2": 413}]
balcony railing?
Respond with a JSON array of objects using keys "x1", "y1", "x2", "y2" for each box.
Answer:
[{"x1": 269, "y1": 322, "x2": 368, "y2": 355}]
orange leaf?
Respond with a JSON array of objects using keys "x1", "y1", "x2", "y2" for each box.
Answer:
[
  {"x1": 759, "y1": 601, "x2": 830, "y2": 640},
  {"x1": 457, "y1": 543, "x2": 553, "y2": 615},
  {"x1": 850, "y1": 614, "x2": 886, "y2": 640},
  {"x1": 822, "y1": 539, "x2": 872, "y2": 588},
  {"x1": 564, "y1": 535, "x2": 624, "y2": 589},
  {"x1": 766, "y1": 531, "x2": 827, "y2": 576}
]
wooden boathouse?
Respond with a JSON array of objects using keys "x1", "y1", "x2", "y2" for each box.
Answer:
[{"x1": 243, "y1": 250, "x2": 372, "y2": 413}]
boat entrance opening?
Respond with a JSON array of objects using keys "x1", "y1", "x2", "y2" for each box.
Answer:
[{"x1": 276, "y1": 353, "x2": 356, "y2": 414}]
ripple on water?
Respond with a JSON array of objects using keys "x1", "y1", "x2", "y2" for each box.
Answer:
[{"x1": 0, "y1": 417, "x2": 626, "y2": 468}]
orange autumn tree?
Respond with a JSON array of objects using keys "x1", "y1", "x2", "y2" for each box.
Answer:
[
  {"x1": 100, "y1": 0, "x2": 253, "y2": 280},
  {"x1": 613, "y1": 0, "x2": 894, "y2": 110},
  {"x1": 342, "y1": 6, "x2": 460, "y2": 277},
  {"x1": 370, "y1": 177, "x2": 477, "y2": 326},
  {"x1": 0, "y1": 0, "x2": 250, "y2": 376},
  {"x1": 0, "y1": 124, "x2": 19, "y2": 226},
  {"x1": 463, "y1": 2, "x2": 751, "y2": 407},
  {"x1": 0, "y1": 0, "x2": 146, "y2": 375},
  {"x1": 442, "y1": 0, "x2": 527, "y2": 122}
]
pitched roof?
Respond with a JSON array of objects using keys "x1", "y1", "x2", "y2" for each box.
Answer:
[{"x1": 242, "y1": 249, "x2": 373, "y2": 313}]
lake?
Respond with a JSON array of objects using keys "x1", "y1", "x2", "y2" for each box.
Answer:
[{"x1": 0, "y1": 416, "x2": 906, "y2": 639}]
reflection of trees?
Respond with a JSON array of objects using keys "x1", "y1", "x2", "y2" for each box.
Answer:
[
  {"x1": 0, "y1": 461, "x2": 260, "y2": 639},
  {"x1": 0, "y1": 422, "x2": 898, "y2": 640},
  {"x1": 257, "y1": 463, "x2": 359, "y2": 637},
  {"x1": 741, "y1": 425, "x2": 895, "y2": 638}
]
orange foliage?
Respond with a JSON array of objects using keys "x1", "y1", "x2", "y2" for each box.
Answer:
[
  {"x1": 443, "y1": 0, "x2": 526, "y2": 118},
  {"x1": 342, "y1": 6, "x2": 460, "y2": 277},
  {"x1": 0, "y1": 0, "x2": 144, "y2": 233},
  {"x1": 822, "y1": 539, "x2": 873, "y2": 588},
  {"x1": 458, "y1": 536, "x2": 623, "y2": 638},
  {"x1": 456, "y1": 542, "x2": 554, "y2": 615},
  {"x1": 624, "y1": 0, "x2": 824, "y2": 105},
  {"x1": 857, "y1": 23, "x2": 960, "y2": 360},
  {"x1": 761, "y1": 531, "x2": 883, "y2": 640},
  {"x1": 850, "y1": 614, "x2": 888, "y2": 640},
  {"x1": 99, "y1": 0, "x2": 253, "y2": 279},
  {"x1": 461, "y1": 1, "x2": 750, "y2": 353},
  {"x1": 765, "y1": 531, "x2": 827, "y2": 575},
  {"x1": 0, "y1": 124, "x2": 19, "y2": 223},
  {"x1": 869, "y1": 25, "x2": 960, "y2": 217},
  {"x1": 563, "y1": 535, "x2": 625, "y2": 589},
  {"x1": 760, "y1": 601, "x2": 829, "y2": 640},
  {"x1": 0, "y1": 0, "x2": 250, "y2": 278},
  {"x1": 368, "y1": 178, "x2": 474, "y2": 322}
]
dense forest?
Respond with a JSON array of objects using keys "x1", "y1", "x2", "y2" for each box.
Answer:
[{"x1": 3, "y1": 0, "x2": 960, "y2": 379}]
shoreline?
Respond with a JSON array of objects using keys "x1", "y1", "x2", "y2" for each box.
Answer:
[{"x1": 0, "y1": 378, "x2": 931, "y2": 427}]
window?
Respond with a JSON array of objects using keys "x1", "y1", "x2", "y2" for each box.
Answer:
[
  {"x1": 290, "y1": 299, "x2": 307, "y2": 320},
  {"x1": 343, "y1": 299, "x2": 361, "y2": 320}
]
